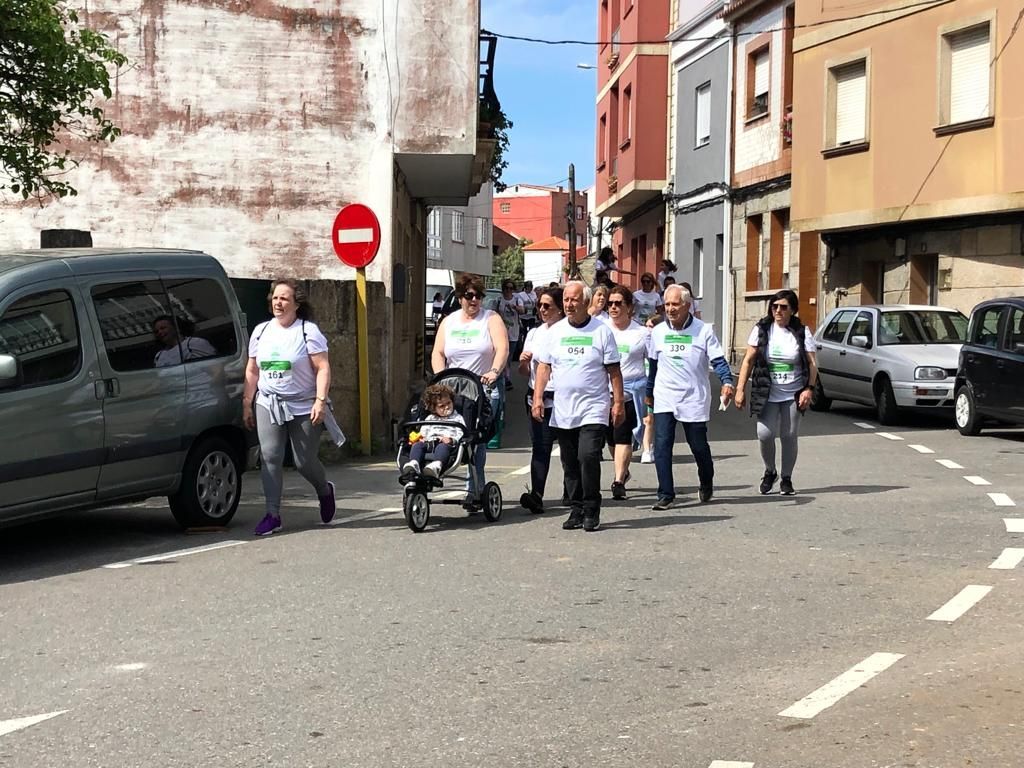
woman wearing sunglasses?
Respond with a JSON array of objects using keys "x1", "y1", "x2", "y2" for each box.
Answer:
[
  {"x1": 517, "y1": 288, "x2": 565, "y2": 513},
  {"x1": 734, "y1": 289, "x2": 819, "y2": 496},
  {"x1": 605, "y1": 285, "x2": 649, "y2": 499},
  {"x1": 431, "y1": 273, "x2": 510, "y2": 500}
]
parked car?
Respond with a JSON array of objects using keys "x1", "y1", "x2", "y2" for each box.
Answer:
[
  {"x1": 812, "y1": 304, "x2": 968, "y2": 424},
  {"x1": 0, "y1": 248, "x2": 255, "y2": 529},
  {"x1": 953, "y1": 297, "x2": 1024, "y2": 435}
]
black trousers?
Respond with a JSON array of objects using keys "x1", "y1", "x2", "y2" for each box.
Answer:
[{"x1": 554, "y1": 424, "x2": 605, "y2": 515}]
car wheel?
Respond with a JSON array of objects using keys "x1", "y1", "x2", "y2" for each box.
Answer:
[
  {"x1": 809, "y1": 379, "x2": 832, "y2": 412},
  {"x1": 955, "y1": 386, "x2": 982, "y2": 436},
  {"x1": 875, "y1": 377, "x2": 899, "y2": 426},
  {"x1": 169, "y1": 436, "x2": 242, "y2": 528}
]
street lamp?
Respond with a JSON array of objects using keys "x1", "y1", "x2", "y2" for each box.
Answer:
[{"x1": 576, "y1": 63, "x2": 596, "y2": 70}]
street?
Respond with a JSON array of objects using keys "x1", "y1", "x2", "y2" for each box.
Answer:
[{"x1": 1, "y1": 381, "x2": 1023, "y2": 768}]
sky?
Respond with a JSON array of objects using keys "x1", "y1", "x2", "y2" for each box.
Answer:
[{"x1": 481, "y1": 0, "x2": 598, "y2": 192}]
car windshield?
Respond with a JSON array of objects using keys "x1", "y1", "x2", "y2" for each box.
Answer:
[{"x1": 878, "y1": 310, "x2": 968, "y2": 344}]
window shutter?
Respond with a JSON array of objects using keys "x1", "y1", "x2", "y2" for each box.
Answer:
[
  {"x1": 834, "y1": 60, "x2": 866, "y2": 145},
  {"x1": 782, "y1": 223, "x2": 791, "y2": 275},
  {"x1": 696, "y1": 83, "x2": 711, "y2": 144},
  {"x1": 950, "y1": 25, "x2": 990, "y2": 124},
  {"x1": 753, "y1": 51, "x2": 769, "y2": 96}
]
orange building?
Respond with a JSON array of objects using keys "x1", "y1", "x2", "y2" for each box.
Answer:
[
  {"x1": 492, "y1": 184, "x2": 588, "y2": 248},
  {"x1": 791, "y1": 0, "x2": 1024, "y2": 316}
]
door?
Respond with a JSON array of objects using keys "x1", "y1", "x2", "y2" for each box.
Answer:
[
  {"x1": 964, "y1": 304, "x2": 1005, "y2": 413},
  {"x1": 80, "y1": 273, "x2": 188, "y2": 498},
  {"x1": 842, "y1": 310, "x2": 877, "y2": 404},
  {"x1": 0, "y1": 282, "x2": 104, "y2": 516},
  {"x1": 861, "y1": 261, "x2": 883, "y2": 305},
  {"x1": 997, "y1": 306, "x2": 1024, "y2": 420},
  {"x1": 909, "y1": 254, "x2": 938, "y2": 305},
  {"x1": 815, "y1": 308, "x2": 858, "y2": 399}
]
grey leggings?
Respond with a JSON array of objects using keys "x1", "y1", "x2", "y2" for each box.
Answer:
[
  {"x1": 256, "y1": 404, "x2": 329, "y2": 516},
  {"x1": 756, "y1": 399, "x2": 802, "y2": 478}
]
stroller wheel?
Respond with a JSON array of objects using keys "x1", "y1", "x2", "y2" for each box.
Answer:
[
  {"x1": 404, "y1": 490, "x2": 430, "y2": 532},
  {"x1": 482, "y1": 481, "x2": 503, "y2": 522}
]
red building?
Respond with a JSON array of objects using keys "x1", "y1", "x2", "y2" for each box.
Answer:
[
  {"x1": 492, "y1": 184, "x2": 589, "y2": 247},
  {"x1": 593, "y1": 0, "x2": 670, "y2": 288}
]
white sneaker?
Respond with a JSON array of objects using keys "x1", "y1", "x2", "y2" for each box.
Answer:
[
  {"x1": 402, "y1": 460, "x2": 420, "y2": 475},
  {"x1": 640, "y1": 450, "x2": 654, "y2": 464},
  {"x1": 423, "y1": 461, "x2": 443, "y2": 478}
]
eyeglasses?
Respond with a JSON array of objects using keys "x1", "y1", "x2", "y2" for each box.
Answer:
[
  {"x1": 538, "y1": 302, "x2": 556, "y2": 310},
  {"x1": 771, "y1": 303, "x2": 792, "y2": 311},
  {"x1": 462, "y1": 292, "x2": 481, "y2": 301},
  {"x1": 607, "y1": 300, "x2": 625, "y2": 307}
]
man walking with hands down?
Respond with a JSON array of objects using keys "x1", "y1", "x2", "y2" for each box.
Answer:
[
  {"x1": 533, "y1": 281, "x2": 625, "y2": 532},
  {"x1": 647, "y1": 285, "x2": 735, "y2": 509}
]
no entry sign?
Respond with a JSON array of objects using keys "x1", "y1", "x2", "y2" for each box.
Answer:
[{"x1": 332, "y1": 203, "x2": 381, "y2": 269}]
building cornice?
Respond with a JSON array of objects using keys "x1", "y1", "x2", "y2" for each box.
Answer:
[
  {"x1": 669, "y1": 0, "x2": 727, "y2": 40},
  {"x1": 596, "y1": 44, "x2": 671, "y2": 103},
  {"x1": 792, "y1": 192, "x2": 1024, "y2": 233},
  {"x1": 793, "y1": 0, "x2": 952, "y2": 52}
]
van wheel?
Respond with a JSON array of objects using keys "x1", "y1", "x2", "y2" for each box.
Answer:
[
  {"x1": 809, "y1": 379, "x2": 832, "y2": 412},
  {"x1": 955, "y1": 386, "x2": 982, "y2": 436},
  {"x1": 169, "y1": 436, "x2": 241, "y2": 528},
  {"x1": 875, "y1": 377, "x2": 899, "y2": 425}
]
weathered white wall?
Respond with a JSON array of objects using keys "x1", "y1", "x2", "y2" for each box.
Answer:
[{"x1": 733, "y1": 5, "x2": 786, "y2": 174}]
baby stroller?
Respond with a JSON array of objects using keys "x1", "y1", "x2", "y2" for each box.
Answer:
[{"x1": 395, "y1": 368, "x2": 503, "y2": 532}]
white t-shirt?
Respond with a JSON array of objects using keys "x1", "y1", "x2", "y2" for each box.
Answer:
[
  {"x1": 154, "y1": 336, "x2": 217, "y2": 367},
  {"x1": 522, "y1": 323, "x2": 555, "y2": 409},
  {"x1": 691, "y1": 297, "x2": 702, "y2": 316},
  {"x1": 747, "y1": 323, "x2": 816, "y2": 403},
  {"x1": 441, "y1": 309, "x2": 498, "y2": 376},
  {"x1": 249, "y1": 319, "x2": 329, "y2": 413},
  {"x1": 420, "y1": 411, "x2": 467, "y2": 442},
  {"x1": 609, "y1": 320, "x2": 649, "y2": 383},
  {"x1": 648, "y1": 316, "x2": 727, "y2": 423},
  {"x1": 496, "y1": 296, "x2": 522, "y2": 343},
  {"x1": 536, "y1": 316, "x2": 620, "y2": 429},
  {"x1": 517, "y1": 291, "x2": 537, "y2": 321},
  {"x1": 632, "y1": 290, "x2": 662, "y2": 324},
  {"x1": 657, "y1": 269, "x2": 676, "y2": 290}
]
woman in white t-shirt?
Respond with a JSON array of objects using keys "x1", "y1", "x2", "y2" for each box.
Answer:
[
  {"x1": 680, "y1": 282, "x2": 702, "y2": 320},
  {"x1": 656, "y1": 259, "x2": 677, "y2": 290},
  {"x1": 244, "y1": 279, "x2": 341, "y2": 536},
  {"x1": 632, "y1": 273, "x2": 663, "y2": 325},
  {"x1": 606, "y1": 285, "x2": 649, "y2": 499},
  {"x1": 734, "y1": 290, "x2": 820, "y2": 497}
]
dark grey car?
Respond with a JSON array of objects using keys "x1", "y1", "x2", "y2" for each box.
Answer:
[{"x1": 0, "y1": 248, "x2": 253, "y2": 528}]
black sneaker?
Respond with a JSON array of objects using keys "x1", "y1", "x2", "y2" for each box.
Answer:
[
  {"x1": 611, "y1": 481, "x2": 627, "y2": 500},
  {"x1": 520, "y1": 491, "x2": 545, "y2": 514},
  {"x1": 759, "y1": 470, "x2": 778, "y2": 495},
  {"x1": 562, "y1": 509, "x2": 584, "y2": 530},
  {"x1": 698, "y1": 485, "x2": 713, "y2": 503},
  {"x1": 780, "y1": 476, "x2": 796, "y2": 495},
  {"x1": 583, "y1": 513, "x2": 600, "y2": 532},
  {"x1": 652, "y1": 497, "x2": 674, "y2": 511}
]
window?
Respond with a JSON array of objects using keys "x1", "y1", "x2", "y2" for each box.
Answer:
[
  {"x1": 0, "y1": 289, "x2": 81, "y2": 388},
  {"x1": 476, "y1": 217, "x2": 489, "y2": 248},
  {"x1": 693, "y1": 238, "x2": 704, "y2": 296},
  {"x1": 1006, "y1": 308, "x2": 1024, "y2": 354},
  {"x1": 499, "y1": 202, "x2": 510, "y2": 214},
  {"x1": 822, "y1": 309, "x2": 858, "y2": 343},
  {"x1": 162, "y1": 278, "x2": 239, "y2": 365},
  {"x1": 622, "y1": 85, "x2": 633, "y2": 145},
  {"x1": 598, "y1": 114, "x2": 608, "y2": 167},
  {"x1": 879, "y1": 310, "x2": 967, "y2": 344},
  {"x1": 745, "y1": 215, "x2": 764, "y2": 291},
  {"x1": 940, "y1": 22, "x2": 992, "y2": 127},
  {"x1": 576, "y1": 205, "x2": 584, "y2": 221},
  {"x1": 826, "y1": 58, "x2": 867, "y2": 149},
  {"x1": 748, "y1": 47, "x2": 770, "y2": 118},
  {"x1": 971, "y1": 305, "x2": 1003, "y2": 349},
  {"x1": 849, "y1": 311, "x2": 874, "y2": 346},
  {"x1": 611, "y1": 26, "x2": 621, "y2": 55},
  {"x1": 427, "y1": 209, "x2": 441, "y2": 261},
  {"x1": 695, "y1": 82, "x2": 711, "y2": 147},
  {"x1": 451, "y1": 211, "x2": 464, "y2": 243},
  {"x1": 91, "y1": 280, "x2": 175, "y2": 372}
]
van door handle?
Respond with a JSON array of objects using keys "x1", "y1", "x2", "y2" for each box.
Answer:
[
  {"x1": 839, "y1": 350, "x2": 847, "y2": 356},
  {"x1": 104, "y1": 378, "x2": 120, "y2": 397},
  {"x1": 94, "y1": 380, "x2": 106, "y2": 400}
]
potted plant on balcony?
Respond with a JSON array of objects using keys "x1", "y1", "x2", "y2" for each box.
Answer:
[
  {"x1": 607, "y1": 51, "x2": 620, "y2": 69},
  {"x1": 782, "y1": 109, "x2": 793, "y2": 145},
  {"x1": 479, "y1": 100, "x2": 513, "y2": 192},
  {"x1": 607, "y1": 174, "x2": 618, "y2": 194}
]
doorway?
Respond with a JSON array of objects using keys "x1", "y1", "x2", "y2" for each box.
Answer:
[{"x1": 909, "y1": 254, "x2": 938, "y2": 305}]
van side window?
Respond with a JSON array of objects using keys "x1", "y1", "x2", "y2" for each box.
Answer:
[
  {"x1": 91, "y1": 281, "x2": 175, "y2": 372},
  {"x1": 971, "y1": 306, "x2": 1003, "y2": 349},
  {"x1": 0, "y1": 290, "x2": 81, "y2": 387},
  {"x1": 163, "y1": 278, "x2": 239, "y2": 363},
  {"x1": 1007, "y1": 309, "x2": 1024, "y2": 355},
  {"x1": 821, "y1": 310, "x2": 856, "y2": 343}
]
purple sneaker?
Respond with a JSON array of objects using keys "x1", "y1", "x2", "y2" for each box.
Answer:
[
  {"x1": 254, "y1": 513, "x2": 282, "y2": 536},
  {"x1": 319, "y1": 481, "x2": 336, "y2": 524}
]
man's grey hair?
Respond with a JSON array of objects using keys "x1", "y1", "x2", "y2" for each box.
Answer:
[
  {"x1": 663, "y1": 284, "x2": 692, "y2": 305},
  {"x1": 565, "y1": 280, "x2": 592, "y2": 305}
]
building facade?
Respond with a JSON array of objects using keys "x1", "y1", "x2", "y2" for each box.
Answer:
[
  {"x1": 0, "y1": 1, "x2": 495, "y2": 445},
  {"x1": 492, "y1": 184, "x2": 588, "y2": 247},
  {"x1": 791, "y1": 0, "x2": 1024, "y2": 319},
  {"x1": 427, "y1": 183, "x2": 495, "y2": 277},
  {"x1": 593, "y1": 0, "x2": 671, "y2": 289}
]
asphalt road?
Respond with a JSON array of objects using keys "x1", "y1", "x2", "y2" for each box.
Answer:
[{"x1": 1, "y1": 381, "x2": 1022, "y2": 768}]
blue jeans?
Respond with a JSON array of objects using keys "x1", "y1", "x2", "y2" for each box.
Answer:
[
  {"x1": 623, "y1": 377, "x2": 647, "y2": 447},
  {"x1": 653, "y1": 413, "x2": 714, "y2": 500},
  {"x1": 469, "y1": 381, "x2": 504, "y2": 494}
]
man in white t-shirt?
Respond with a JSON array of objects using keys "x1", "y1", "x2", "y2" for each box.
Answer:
[
  {"x1": 646, "y1": 285, "x2": 735, "y2": 510},
  {"x1": 533, "y1": 281, "x2": 624, "y2": 532},
  {"x1": 152, "y1": 315, "x2": 217, "y2": 367}
]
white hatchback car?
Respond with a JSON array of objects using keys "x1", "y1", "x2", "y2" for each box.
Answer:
[{"x1": 812, "y1": 304, "x2": 968, "y2": 424}]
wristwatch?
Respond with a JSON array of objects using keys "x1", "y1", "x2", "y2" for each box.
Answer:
[
  {"x1": 488, "y1": 367, "x2": 500, "y2": 375},
  {"x1": 316, "y1": 396, "x2": 327, "y2": 402}
]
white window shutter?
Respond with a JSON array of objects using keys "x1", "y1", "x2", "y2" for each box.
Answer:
[
  {"x1": 782, "y1": 223, "x2": 791, "y2": 274},
  {"x1": 834, "y1": 61, "x2": 866, "y2": 145},
  {"x1": 754, "y1": 51, "x2": 769, "y2": 96},
  {"x1": 950, "y1": 25, "x2": 990, "y2": 124},
  {"x1": 696, "y1": 83, "x2": 711, "y2": 143}
]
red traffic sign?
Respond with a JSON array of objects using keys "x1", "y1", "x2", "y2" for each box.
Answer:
[{"x1": 332, "y1": 203, "x2": 381, "y2": 269}]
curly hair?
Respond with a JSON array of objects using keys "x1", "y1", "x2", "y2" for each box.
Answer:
[
  {"x1": 267, "y1": 278, "x2": 313, "y2": 320},
  {"x1": 421, "y1": 383, "x2": 456, "y2": 414},
  {"x1": 454, "y1": 272, "x2": 486, "y2": 300}
]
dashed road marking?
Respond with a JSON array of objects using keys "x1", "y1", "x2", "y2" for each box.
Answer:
[
  {"x1": 709, "y1": 762, "x2": 755, "y2": 768},
  {"x1": 854, "y1": 422, "x2": 876, "y2": 430},
  {"x1": 114, "y1": 662, "x2": 148, "y2": 671},
  {"x1": 927, "y1": 585, "x2": 992, "y2": 622},
  {"x1": 1003, "y1": 519, "x2": 1024, "y2": 533},
  {"x1": 964, "y1": 476, "x2": 991, "y2": 486},
  {"x1": 990, "y1": 549, "x2": 1024, "y2": 570},
  {"x1": 510, "y1": 464, "x2": 531, "y2": 476},
  {"x1": 102, "y1": 541, "x2": 247, "y2": 569},
  {"x1": 0, "y1": 710, "x2": 67, "y2": 737},
  {"x1": 988, "y1": 493, "x2": 1016, "y2": 507},
  {"x1": 778, "y1": 652, "x2": 904, "y2": 719},
  {"x1": 908, "y1": 444, "x2": 935, "y2": 454},
  {"x1": 936, "y1": 459, "x2": 964, "y2": 469},
  {"x1": 876, "y1": 432, "x2": 904, "y2": 441}
]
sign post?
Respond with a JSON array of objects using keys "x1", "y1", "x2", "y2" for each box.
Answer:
[{"x1": 332, "y1": 203, "x2": 382, "y2": 455}]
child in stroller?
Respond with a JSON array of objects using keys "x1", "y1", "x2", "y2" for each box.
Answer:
[{"x1": 401, "y1": 383, "x2": 466, "y2": 480}]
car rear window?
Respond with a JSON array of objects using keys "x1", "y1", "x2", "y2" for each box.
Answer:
[{"x1": 879, "y1": 310, "x2": 967, "y2": 344}]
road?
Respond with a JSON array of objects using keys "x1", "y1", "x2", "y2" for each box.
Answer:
[{"x1": 1, "y1": 381, "x2": 1022, "y2": 767}]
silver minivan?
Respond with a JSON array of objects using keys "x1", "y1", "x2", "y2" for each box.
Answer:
[{"x1": 0, "y1": 248, "x2": 252, "y2": 528}]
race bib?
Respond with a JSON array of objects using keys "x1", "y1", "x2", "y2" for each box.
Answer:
[
  {"x1": 617, "y1": 343, "x2": 630, "y2": 355},
  {"x1": 663, "y1": 334, "x2": 692, "y2": 366},
  {"x1": 558, "y1": 335, "x2": 593, "y2": 365},
  {"x1": 451, "y1": 329, "x2": 481, "y2": 346},
  {"x1": 769, "y1": 360, "x2": 795, "y2": 383},
  {"x1": 260, "y1": 358, "x2": 293, "y2": 383}
]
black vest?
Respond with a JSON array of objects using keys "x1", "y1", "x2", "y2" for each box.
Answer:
[{"x1": 749, "y1": 319, "x2": 810, "y2": 417}]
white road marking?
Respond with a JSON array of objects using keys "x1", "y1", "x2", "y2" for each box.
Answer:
[
  {"x1": 988, "y1": 493, "x2": 1016, "y2": 507},
  {"x1": 436, "y1": 491, "x2": 466, "y2": 500},
  {"x1": 908, "y1": 444, "x2": 935, "y2": 454},
  {"x1": 708, "y1": 762, "x2": 754, "y2": 768},
  {"x1": 0, "y1": 710, "x2": 68, "y2": 737},
  {"x1": 876, "y1": 432, "x2": 903, "y2": 441},
  {"x1": 1004, "y1": 519, "x2": 1024, "y2": 533},
  {"x1": 337, "y1": 227, "x2": 374, "y2": 244},
  {"x1": 964, "y1": 476, "x2": 992, "y2": 486},
  {"x1": 778, "y1": 652, "x2": 904, "y2": 719},
  {"x1": 379, "y1": 507, "x2": 401, "y2": 513},
  {"x1": 927, "y1": 585, "x2": 992, "y2": 622},
  {"x1": 102, "y1": 541, "x2": 246, "y2": 569},
  {"x1": 551, "y1": 446, "x2": 561, "y2": 457},
  {"x1": 510, "y1": 464, "x2": 531, "y2": 476},
  {"x1": 854, "y1": 422, "x2": 876, "y2": 430},
  {"x1": 990, "y1": 549, "x2": 1024, "y2": 570},
  {"x1": 936, "y1": 459, "x2": 964, "y2": 469},
  {"x1": 114, "y1": 662, "x2": 148, "y2": 671}
]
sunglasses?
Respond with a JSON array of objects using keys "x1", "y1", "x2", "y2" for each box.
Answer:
[
  {"x1": 462, "y1": 292, "x2": 482, "y2": 301},
  {"x1": 607, "y1": 299, "x2": 625, "y2": 307},
  {"x1": 771, "y1": 303, "x2": 793, "y2": 311},
  {"x1": 538, "y1": 302, "x2": 556, "y2": 310}
]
